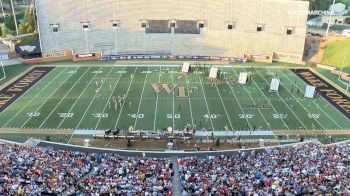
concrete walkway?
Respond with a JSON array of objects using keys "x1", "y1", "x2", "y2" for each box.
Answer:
[{"x1": 171, "y1": 157, "x2": 182, "y2": 196}]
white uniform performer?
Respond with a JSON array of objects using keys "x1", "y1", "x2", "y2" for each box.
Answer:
[{"x1": 96, "y1": 88, "x2": 101, "y2": 100}]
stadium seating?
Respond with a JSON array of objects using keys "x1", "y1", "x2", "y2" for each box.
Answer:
[
  {"x1": 146, "y1": 20, "x2": 172, "y2": 34},
  {"x1": 73, "y1": 156, "x2": 173, "y2": 195},
  {"x1": 0, "y1": 142, "x2": 94, "y2": 195},
  {"x1": 174, "y1": 20, "x2": 200, "y2": 34},
  {"x1": 1, "y1": 140, "x2": 349, "y2": 195},
  {"x1": 179, "y1": 142, "x2": 350, "y2": 195}
]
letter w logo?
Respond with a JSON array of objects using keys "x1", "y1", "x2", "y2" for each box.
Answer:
[{"x1": 151, "y1": 84, "x2": 178, "y2": 95}]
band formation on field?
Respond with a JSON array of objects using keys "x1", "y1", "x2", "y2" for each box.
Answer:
[{"x1": 0, "y1": 63, "x2": 350, "y2": 135}]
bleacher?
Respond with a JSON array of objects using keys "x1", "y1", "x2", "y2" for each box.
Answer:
[
  {"x1": 174, "y1": 20, "x2": 200, "y2": 34},
  {"x1": 146, "y1": 20, "x2": 171, "y2": 34}
]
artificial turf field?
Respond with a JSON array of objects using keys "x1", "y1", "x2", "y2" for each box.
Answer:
[{"x1": 0, "y1": 64, "x2": 350, "y2": 135}]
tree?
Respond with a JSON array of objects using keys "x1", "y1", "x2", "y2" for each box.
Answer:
[
  {"x1": 345, "y1": 17, "x2": 350, "y2": 24},
  {"x1": 19, "y1": 8, "x2": 35, "y2": 34},
  {"x1": 308, "y1": 0, "x2": 334, "y2": 19},
  {"x1": 4, "y1": 14, "x2": 16, "y2": 31}
]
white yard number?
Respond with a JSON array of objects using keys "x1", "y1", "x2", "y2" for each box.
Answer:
[
  {"x1": 27, "y1": 112, "x2": 40, "y2": 117},
  {"x1": 141, "y1": 71, "x2": 152, "y2": 74},
  {"x1": 117, "y1": 71, "x2": 127, "y2": 74},
  {"x1": 167, "y1": 114, "x2": 181, "y2": 119},
  {"x1": 204, "y1": 114, "x2": 219, "y2": 119},
  {"x1": 308, "y1": 114, "x2": 320, "y2": 119},
  {"x1": 59, "y1": 113, "x2": 74, "y2": 118},
  {"x1": 239, "y1": 114, "x2": 255, "y2": 119},
  {"x1": 68, "y1": 71, "x2": 77, "y2": 74},
  {"x1": 273, "y1": 114, "x2": 288, "y2": 119},
  {"x1": 129, "y1": 114, "x2": 144, "y2": 119},
  {"x1": 92, "y1": 113, "x2": 108, "y2": 118},
  {"x1": 92, "y1": 71, "x2": 103, "y2": 74}
]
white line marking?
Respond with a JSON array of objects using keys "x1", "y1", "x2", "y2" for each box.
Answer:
[
  {"x1": 94, "y1": 67, "x2": 126, "y2": 129},
  {"x1": 114, "y1": 67, "x2": 138, "y2": 129},
  {"x1": 198, "y1": 76, "x2": 215, "y2": 130},
  {"x1": 153, "y1": 67, "x2": 162, "y2": 130},
  {"x1": 58, "y1": 67, "x2": 111, "y2": 129},
  {"x1": 254, "y1": 67, "x2": 307, "y2": 129},
  {"x1": 20, "y1": 67, "x2": 79, "y2": 128},
  {"x1": 227, "y1": 83, "x2": 252, "y2": 130},
  {"x1": 231, "y1": 68, "x2": 272, "y2": 130},
  {"x1": 74, "y1": 67, "x2": 115, "y2": 130},
  {"x1": 281, "y1": 69, "x2": 342, "y2": 129},
  {"x1": 2, "y1": 67, "x2": 68, "y2": 127},
  {"x1": 215, "y1": 85, "x2": 234, "y2": 130},
  {"x1": 185, "y1": 74, "x2": 194, "y2": 127},
  {"x1": 38, "y1": 68, "x2": 91, "y2": 128},
  {"x1": 172, "y1": 67, "x2": 175, "y2": 129},
  {"x1": 134, "y1": 67, "x2": 149, "y2": 129},
  {"x1": 0, "y1": 67, "x2": 57, "y2": 117}
]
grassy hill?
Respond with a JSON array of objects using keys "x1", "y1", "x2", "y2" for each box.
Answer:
[{"x1": 321, "y1": 38, "x2": 350, "y2": 72}]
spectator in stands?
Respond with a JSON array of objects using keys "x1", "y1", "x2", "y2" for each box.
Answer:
[{"x1": 179, "y1": 142, "x2": 350, "y2": 195}]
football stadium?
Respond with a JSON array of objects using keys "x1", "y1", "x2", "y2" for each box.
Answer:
[{"x1": 0, "y1": 0, "x2": 350, "y2": 195}]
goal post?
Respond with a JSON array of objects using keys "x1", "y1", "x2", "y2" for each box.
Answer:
[{"x1": 0, "y1": 58, "x2": 6, "y2": 82}]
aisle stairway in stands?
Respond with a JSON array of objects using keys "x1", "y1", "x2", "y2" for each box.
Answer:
[
  {"x1": 63, "y1": 164, "x2": 96, "y2": 196},
  {"x1": 172, "y1": 157, "x2": 182, "y2": 196}
]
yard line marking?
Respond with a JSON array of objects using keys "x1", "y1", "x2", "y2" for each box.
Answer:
[
  {"x1": 134, "y1": 67, "x2": 149, "y2": 129},
  {"x1": 2, "y1": 67, "x2": 68, "y2": 127},
  {"x1": 214, "y1": 85, "x2": 234, "y2": 130},
  {"x1": 58, "y1": 67, "x2": 110, "y2": 129},
  {"x1": 254, "y1": 67, "x2": 307, "y2": 129},
  {"x1": 153, "y1": 67, "x2": 162, "y2": 130},
  {"x1": 75, "y1": 67, "x2": 117, "y2": 130},
  {"x1": 38, "y1": 68, "x2": 91, "y2": 129},
  {"x1": 268, "y1": 70, "x2": 325, "y2": 129},
  {"x1": 94, "y1": 67, "x2": 126, "y2": 129},
  {"x1": 0, "y1": 67, "x2": 58, "y2": 119},
  {"x1": 199, "y1": 76, "x2": 215, "y2": 130},
  {"x1": 244, "y1": 68, "x2": 292, "y2": 132},
  {"x1": 172, "y1": 67, "x2": 175, "y2": 130},
  {"x1": 20, "y1": 67, "x2": 80, "y2": 128},
  {"x1": 227, "y1": 83, "x2": 252, "y2": 130},
  {"x1": 280, "y1": 70, "x2": 342, "y2": 129},
  {"x1": 185, "y1": 74, "x2": 194, "y2": 127},
  {"x1": 231, "y1": 68, "x2": 272, "y2": 130},
  {"x1": 114, "y1": 67, "x2": 138, "y2": 129}
]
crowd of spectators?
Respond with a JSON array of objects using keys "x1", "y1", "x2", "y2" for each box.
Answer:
[
  {"x1": 1, "y1": 140, "x2": 350, "y2": 196},
  {"x1": 0, "y1": 141, "x2": 173, "y2": 195},
  {"x1": 179, "y1": 142, "x2": 350, "y2": 196},
  {"x1": 73, "y1": 156, "x2": 173, "y2": 195},
  {"x1": 0, "y1": 142, "x2": 94, "y2": 195}
]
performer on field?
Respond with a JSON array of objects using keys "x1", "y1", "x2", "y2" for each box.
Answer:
[{"x1": 267, "y1": 98, "x2": 272, "y2": 106}]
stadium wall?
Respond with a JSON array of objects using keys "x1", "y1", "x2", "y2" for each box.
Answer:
[{"x1": 35, "y1": 0, "x2": 309, "y2": 63}]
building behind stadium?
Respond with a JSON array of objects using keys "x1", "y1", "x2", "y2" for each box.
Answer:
[{"x1": 34, "y1": 0, "x2": 309, "y2": 64}]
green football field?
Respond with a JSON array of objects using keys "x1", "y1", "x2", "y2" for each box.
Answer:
[{"x1": 1, "y1": 64, "x2": 350, "y2": 134}]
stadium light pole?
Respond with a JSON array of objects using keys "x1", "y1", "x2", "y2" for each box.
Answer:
[
  {"x1": 10, "y1": 0, "x2": 19, "y2": 36},
  {"x1": 326, "y1": 0, "x2": 336, "y2": 37},
  {"x1": 339, "y1": 50, "x2": 349, "y2": 91},
  {"x1": 0, "y1": 0, "x2": 6, "y2": 24},
  {"x1": 339, "y1": 51, "x2": 347, "y2": 78},
  {"x1": 0, "y1": 58, "x2": 6, "y2": 81}
]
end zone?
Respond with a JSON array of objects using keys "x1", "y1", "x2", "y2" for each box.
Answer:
[
  {"x1": 292, "y1": 69, "x2": 350, "y2": 120},
  {"x1": 0, "y1": 67, "x2": 54, "y2": 112}
]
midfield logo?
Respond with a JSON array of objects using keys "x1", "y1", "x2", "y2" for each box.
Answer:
[{"x1": 150, "y1": 84, "x2": 199, "y2": 98}]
